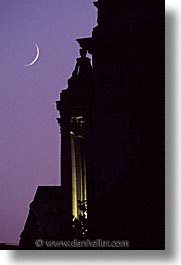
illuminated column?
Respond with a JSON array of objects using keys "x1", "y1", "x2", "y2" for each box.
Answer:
[
  {"x1": 70, "y1": 133, "x2": 77, "y2": 218},
  {"x1": 70, "y1": 116, "x2": 87, "y2": 220}
]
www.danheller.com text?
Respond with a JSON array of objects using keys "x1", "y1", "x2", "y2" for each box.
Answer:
[{"x1": 34, "y1": 239, "x2": 130, "y2": 248}]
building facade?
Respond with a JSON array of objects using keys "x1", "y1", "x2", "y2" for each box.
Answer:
[
  {"x1": 56, "y1": 48, "x2": 93, "y2": 237},
  {"x1": 20, "y1": 0, "x2": 164, "y2": 249},
  {"x1": 56, "y1": 0, "x2": 165, "y2": 249}
]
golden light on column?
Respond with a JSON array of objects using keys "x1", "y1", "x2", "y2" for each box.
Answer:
[
  {"x1": 70, "y1": 133, "x2": 78, "y2": 219},
  {"x1": 70, "y1": 116, "x2": 87, "y2": 220}
]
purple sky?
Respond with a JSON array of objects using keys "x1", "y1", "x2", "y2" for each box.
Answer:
[{"x1": 0, "y1": 0, "x2": 96, "y2": 244}]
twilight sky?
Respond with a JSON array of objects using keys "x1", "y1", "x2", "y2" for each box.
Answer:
[{"x1": 0, "y1": 0, "x2": 96, "y2": 244}]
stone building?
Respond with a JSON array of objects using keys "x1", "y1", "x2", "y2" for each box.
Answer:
[
  {"x1": 56, "y1": 0, "x2": 165, "y2": 249},
  {"x1": 20, "y1": 0, "x2": 165, "y2": 249}
]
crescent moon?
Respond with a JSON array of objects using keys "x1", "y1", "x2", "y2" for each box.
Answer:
[{"x1": 25, "y1": 43, "x2": 40, "y2": 67}]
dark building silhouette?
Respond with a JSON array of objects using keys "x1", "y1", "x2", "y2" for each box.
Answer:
[
  {"x1": 56, "y1": 47, "x2": 93, "y2": 238},
  {"x1": 19, "y1": 0, "x2": 164, "y2": 249},
  {"x1": 56, "y1": 0, "x2": 165, "y2": 249},
  {"x1": 19, "y1": 186, "x2": 66, "y2": 248}
]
